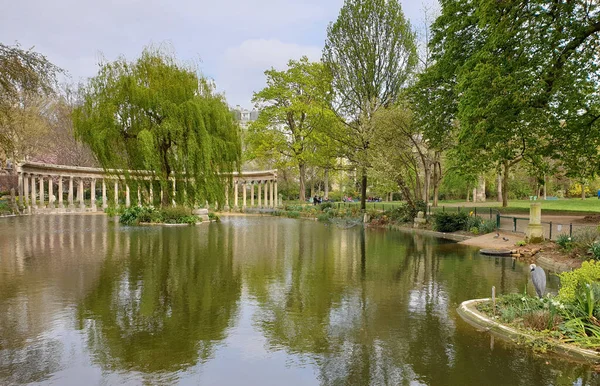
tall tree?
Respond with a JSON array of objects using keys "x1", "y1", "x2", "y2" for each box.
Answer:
[
  {"x1": 247, "y1": 57, "x2": 334, "y2": 202},
  {"x1": 322, "y1": 0, "x2": 418, "y2": 210},
  {"x1": 0, "y1": 43, "x2": 61, "y2": 164},
  {"x1": 74, "y1": 47, "x2": 241, "y2": 206}
]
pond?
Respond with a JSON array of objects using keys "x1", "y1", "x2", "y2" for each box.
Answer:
[{"x1": 0, "y1": 215, "x2": 597, "y2": 385}]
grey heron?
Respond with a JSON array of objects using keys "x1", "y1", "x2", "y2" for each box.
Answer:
[{"x1": 530, "y1": 264, "x2": 546, "y2": 298}]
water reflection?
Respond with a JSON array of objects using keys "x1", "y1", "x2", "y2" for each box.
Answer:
[{"x1": 0, "y1": 215, "x2": 597, "y2": 385}]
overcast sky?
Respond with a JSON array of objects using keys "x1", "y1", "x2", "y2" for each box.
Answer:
[{"x1": 2, "y1": 0, "x2": 439, "y2": 108}]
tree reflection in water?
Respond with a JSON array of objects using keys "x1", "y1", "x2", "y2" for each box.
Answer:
[{"x1": 77, "y1": 224, "x2": 241, "y2": 373}]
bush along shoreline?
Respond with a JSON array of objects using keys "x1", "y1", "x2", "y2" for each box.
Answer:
[
  {"x1": 475, "y1": 261, "x2": 600, "y2": 352},
  {"x1": 113, "y1": 206, "x2": 210, "y2": 225}
]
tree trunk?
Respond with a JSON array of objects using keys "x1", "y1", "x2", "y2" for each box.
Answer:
[
  {"x1": 466, "y1": 188, "x2": 470, "y2": 203},
  {"x1": 360, "y1": 167, "x2": 367, "y2": 211},
  {"x1": 324, "y1": 168, "x2": 329, "y2": 199},
  {"x1": 502, "y1": 160, "x2": 509, "y2": 208},
  {"x1": 497, "y1": 173, "x2": 503, "y2": 202},
  {"x1": 432, "y1": 158, "x2": 441, "y2": 207},
  {"x1": 298, "y1": 162, "x2": 306, "y2": 202},
  {"x1": 422, "y1": 165, "x2": 430, "y2": 204},
  {"x1": 543, "y1": 173, "x2": 547, "y2": 200},
  {"x1": 472, "y1": 187, "x2": 477, "y2": 203}
]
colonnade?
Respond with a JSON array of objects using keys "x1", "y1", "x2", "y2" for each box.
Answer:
[{"x1": 16, "y1": 162, "x2": 279, "y2": 214}]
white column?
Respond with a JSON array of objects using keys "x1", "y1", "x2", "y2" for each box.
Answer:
[
  {"x1": 137, "y1": 186, "x2": 141, "y2": 207},
  {"x1": 234, "y1": 181, "x2": 239, "y2": 209},
  {"x1": 79, "y1": 178, "x2": 85, "y2": 209},
  {"x1": 48, "y1": 175, "x2": 54, "y2": 209},
  {"x1": 257, "y1": 182, "x2": 261, "y2": 208},
  {"x1": 39, "y1": 175, "x2": 45, "y2": 209},
  {"x1": 264, "y1": 181, "x2": 269, "y2": 208},
  {"x1": 270, "y1": 180, "x2": 274, "y2": 208},
  {"x1": 251, "y1": 183, "x2": 255, "y2": 207},
  {"x1": 31, "y1": 175, "x2": 37, "y2": 210},
  {"x1": 91, "y1": 178, "x2": 97, "y2": 211},
  {"x1": 17, "y1": 172, "x2": 23, "y2": 206},
  {"x1": 225, "y1": 185, "x2": 230, "y2": 210},
  {"x1": 114, "y1": 180, "x2": 119, "y2": 207},
  {"x1": 149, "y1": 183, "x2": 154, "y2": 205},
  {"x1": 68, "y1": 176, "x2": 74, "y2": 208},
  {"x1": 242, "y1": 182, "x2": 247, "y2": 209},
  {"x1": 102, "y1": 179, "x2": 107, "y2": 209},
  {"x1": 23, "y1": 173, "x2": 29, "y2": 209},
  {"x1": 125, "y1": 184, "x2": 131, "y2": 208},
  {"x1": 58, "y1": 176, "x2": 64, "y2": 209},
  {"x1": 274, "y1": 180, "x2": 278, "y2": 207}
]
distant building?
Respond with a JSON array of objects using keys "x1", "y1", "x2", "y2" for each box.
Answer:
[{"x1": 232, "y1": 105, "x2": 259, "y2": 129}]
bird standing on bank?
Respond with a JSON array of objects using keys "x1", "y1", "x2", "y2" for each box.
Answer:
[{"x1": 530, "y1": 264, "x2": 546, "y2": 298}]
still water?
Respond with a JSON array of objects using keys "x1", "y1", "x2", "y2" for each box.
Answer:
[{"x1": 0, "y1": 215, "x2": 596, "y2": 385}]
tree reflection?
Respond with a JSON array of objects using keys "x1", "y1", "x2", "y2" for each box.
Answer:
[{"x1": 77, "y1": 224, "x2": 241, "y2": 373}]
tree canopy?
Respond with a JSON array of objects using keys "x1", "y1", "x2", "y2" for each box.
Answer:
[
  {"x1": 247, "y1": 57, "x2": 335, "y2": 202},
  {"x1": 323, "y1": 0, "x2": 418, "y2": 210},
  {"x1": 74, "y1": 47, "x2": 241, "y2": 206}
]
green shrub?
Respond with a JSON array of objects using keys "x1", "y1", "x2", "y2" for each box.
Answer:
[
  {"x1": 208, "y1": 212, "x2": 220, "y2": 222},
  {"x1": 590, "y1": 243, "x2": 600, "y2": 260},
  {"x1": 556, "y1": 234, "x2": 573, "y2": 249},
  {"x1": 320, "y1": 202, "x2": 334, "y2": 211},
  {"x1": 573, "y1": 227, "x2": 600, "y2": 250},
  {"x1": 478, "y1": 219, "x2": 497, "y2": 234},
  {"x1": 286, "y1": 211, "x2": 301, "y2": 218},
  {"x1": 317, "y1": 213, "x2": 330, "y2": 222},
  {"x1": 160, "y1": 206, "x2": 195, "y2": 224},
  {"x1": 119, "y1": 206, "x2": 144, "y2": 225},
  {"x1": 557, "y1": 261, "x2": 600, "y2": 302},
  {"x1": 105, "y1": 205, "x2": 122, "y2": 217},
  {"x1": 466, "y1": 215, "x2": 483, "y2": 231},
  {"x1": 516, "y1": 240, "x2": 527, "y2": 247},
  {"x1": 386, "y1": 203, "x2": 418, "y2": 223},
  {"x1": 470, "y1": 227, "x2": 480, "y2": 235},
  {"x1": 432, "y1": 211, "x2": 468, "y2": 232}
]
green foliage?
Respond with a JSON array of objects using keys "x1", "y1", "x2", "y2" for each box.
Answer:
[
  {"x1": 478, "y1": 219, "x2": 497, "y2": 234},
  {"x1": 285, "y1": 211, "x2": 301, "y2": 219},
  {"x1": 516, "y1": 240, "x2": 527, "y2": 247},
  {"x1": 469, "y1": 227, "x2": 479, "y2": 235},
  {"x1": 119, "y1": 205, "x2": 198, "y2": 225},
  {"x1": 589, "y1": 243, "x2": 600, "y2": 260},
  {"x1": 573, "y1": 227, "x2": 600, "y2": 251},
  {"x1": 317, "y1": 213, "x2": 331, "y2": 223},
  {"x1": 556, "y1": 234, "x2": 574, "y2": 250},
  {"x1": 465, "y1": 215, "x2": 483, "y2": 231},
  {"x1": 323, "y1": 0, "x2": 418, "y2": 209},
  {"x1": 432, "y1": 211, "x2": 468, "y2": 233},
  {"x1": 558, "y1": 261, "x2": 600, "y2": 302},
  {"x1": 208, "y1": 212, "x2": 220, "y2": 222},
  {"x1": 74, "y1": 46, "x2": 240, "y2": 206},
  {"x1": 320, "y1": 202, "x2": 334, "y2": 211}
]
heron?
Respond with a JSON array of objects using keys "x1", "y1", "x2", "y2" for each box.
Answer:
[{"x1": 530, "y1": 264, "x2": 546, "y2": 298}]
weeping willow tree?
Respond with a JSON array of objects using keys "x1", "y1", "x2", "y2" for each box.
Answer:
[{"x1": 73, "y1": 47, "x2": 241, "y2": 206}]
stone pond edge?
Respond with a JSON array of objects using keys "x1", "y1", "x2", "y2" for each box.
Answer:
[{"x1": 458, "y1": 298, "x2": 600, "y2": 364}]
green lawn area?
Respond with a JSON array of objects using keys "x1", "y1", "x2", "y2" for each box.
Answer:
[{"x1": 283, "y1": 198, "x2": 600, "y2": 215}]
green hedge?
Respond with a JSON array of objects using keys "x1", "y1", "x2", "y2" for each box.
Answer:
[{"x1": 432, "y1": 211, "x2": 469, "y2": 232}]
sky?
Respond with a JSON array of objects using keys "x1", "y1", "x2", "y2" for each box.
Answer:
[{"x1": 1, "y1": 0, "x2": 439, "y2": 108}]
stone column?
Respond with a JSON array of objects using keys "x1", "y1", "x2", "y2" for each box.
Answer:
[
  {"x1": 242, "y1": 182, "x2": 247, "y2": 209},
  {"x1": 251, "y1": 183, "x2": 255, "y2": 207},
  {"x1": 270, "y1": 180, "x2": 274, "y2": 208},
  {"x1": 125, "y1": 184, "x2": 131, "y2": 208},
  {"x1": 17, "y1": 172, "x2": 23, "y2": 206},
  {"x1": 23, "y1": 173, "x2": 29, "y2": 209},
  {"x1": 68, "y1": 176, "x2": 74, "y2": 209},
  {"x1": 137, "y1": 186, "x2": 141, "y2": 207},
  {"x1": 149, "y1": 183, "x2": 154, "y2": 205},
  {"x1": 91, "y1": 178, "x2": 97, "y2": 211},
  {"x1": 234, "y1": 181, "x2": 239, "y2": 209},
  {"x1": 102, "y1": 179, "x2": 107, "y2": 210},
  {"x1": 31, "y1": 175, "x2": 37, "y2": 210},
  {"x1": 79, "y1": 178, "x2": 85, "y2": 209},
  {"x1": 264, "y1": 181, "x2": 269, "y2": 208},
  {"x1": 58, "y1": 176, "x2": 64, "y2": 209},
  {"x1": 39, "y1": 175, "x2": 45, "y2": 209},
  {"x1": 114, "y1": 180, "x2": 119, "y2": 207},
  {"x1": 160, "y1": 187, "x2": 164, "y2": 206},
  {"x1": 274, "y1": 180, "x2": 278, "y2": 207},
  {"x1": 526, "y1": 202, "x2": 543, "y2": 243},
  {"x1": 225, "y1": 185, "x2": 230, "y2": 210},
  {"x1": 258, "y1": 182, "x2": 262, "y2": 208},
  {"x1": 48, "y1": 175, "x2": 54, "y2": 209}
]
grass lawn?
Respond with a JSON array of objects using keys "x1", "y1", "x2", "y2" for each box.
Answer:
[{"x1": 283, "y1": 198, "x2": 600, "y2": 215}]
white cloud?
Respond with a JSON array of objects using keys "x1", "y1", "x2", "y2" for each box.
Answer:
[{"x1": 217, "y1": 39, "x2": 322, "y2": 106}]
